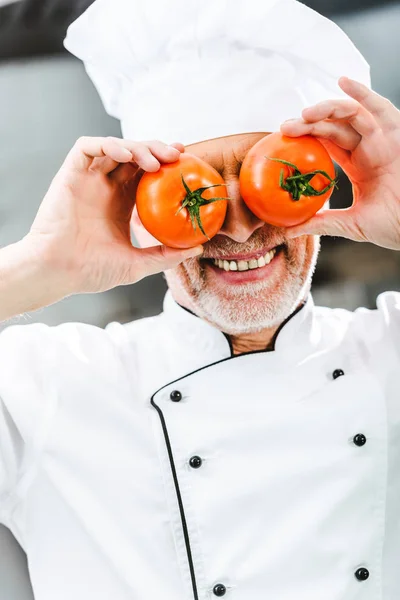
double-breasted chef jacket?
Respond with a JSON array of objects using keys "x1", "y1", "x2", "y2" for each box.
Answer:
[{"x1": 0, "y1": 289, "x2": 400, "y2": 600}]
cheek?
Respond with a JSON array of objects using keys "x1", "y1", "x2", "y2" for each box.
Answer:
[
  {"x1": 165, "y1": 257, "x2": 203, "y2": 291},
  {"x1": 287, "y1": 235, "x2": 316, "y2": 266},
  {"x1": 130, "y1": 205, "x2": 162, "y2": 248}
]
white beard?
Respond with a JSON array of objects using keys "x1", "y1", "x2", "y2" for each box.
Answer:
[{"x1": 167, "y1": 236, "x2": 321, "y2": 336}]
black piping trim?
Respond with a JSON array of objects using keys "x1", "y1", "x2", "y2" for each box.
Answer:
[
  {"x1": 150, "y1": 347, "x2": 286, "y2": 600},
  {"x1": 178, "y1": 299, "x2": 307, "y2": 357},
  {"x1": 221, "y1": 331, "x2": 234, "y2": 356},
  {"x1": 267, "y1": 300, "x2": 306, "y2": 351},
  {"x1": 150, "y1": 396, "x2": 199, "y2": 600},
  {"x1": 150, "y1": 297, "x2": 308, "y2": 599}
]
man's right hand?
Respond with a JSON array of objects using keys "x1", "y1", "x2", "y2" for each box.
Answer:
[{"x1": 23, "y1": 136, "x2": 203, "y2": 295}]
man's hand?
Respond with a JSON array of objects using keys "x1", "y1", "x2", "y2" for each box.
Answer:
[
  {"x1": 24, "y1": 137, "x2": 203, "y2": 295},
  {"x1": 280, "y1": 77, "x2": 400, "y2": 251}
]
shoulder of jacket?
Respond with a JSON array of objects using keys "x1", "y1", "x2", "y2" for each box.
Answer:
[
  {"x1": 105, "y1": 311, "x2": 167, "y2": 349},
  {"x1": 0, "y1": 319, "x2": 122, "y2": 374},
  {"x1": 311, "y1": 291, "x2": 400, "y2": 353},
  {"x1": 314, "y1": 290, "x2": 400, "y2": 326},
  {"x1": 351, "y1": 289, "x2": 399, "y2": 325},
  {"x1": 313, "y1": 291, "x2": 400, "y2": 363}
]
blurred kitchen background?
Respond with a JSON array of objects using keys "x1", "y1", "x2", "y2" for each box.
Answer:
[
  {"x1": 0, "y1": 1, "x2": 399, "y2": 599},
  {"x1": 1, "y1": 0, "x2": 400, "y2": 335}
]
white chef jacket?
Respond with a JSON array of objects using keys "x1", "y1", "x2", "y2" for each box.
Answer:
[{"x1": 0, "y1": 289, "x2": 399, "y2": 600}]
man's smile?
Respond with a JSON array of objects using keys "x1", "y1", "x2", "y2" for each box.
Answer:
[
  {"x1": 212, "y1": 247, "x2": 277, "y2": 271},
  {"x1": 201, "y1": 244, "x2": 285, "y2": 284},
  {"x1": 204, "y1": 243, "x2": 286, "y2": 271}
]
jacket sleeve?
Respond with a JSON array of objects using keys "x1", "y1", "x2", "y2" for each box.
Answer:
[{"x1": 0, "y1": 323, "x2": 54, "y2": 520}]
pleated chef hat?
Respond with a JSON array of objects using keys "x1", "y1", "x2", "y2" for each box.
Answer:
[{"x1": 64, "y1": 0, "x2": 371, "y2": 146}]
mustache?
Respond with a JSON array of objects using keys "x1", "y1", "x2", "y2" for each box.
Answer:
[{"x1": 200, "y1": 227, "x2": 286, "y2": 259}]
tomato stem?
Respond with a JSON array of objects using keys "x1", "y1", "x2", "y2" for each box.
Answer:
[
  {"x1": 265, "y1": 157, "x2": 338, "y2": 201},
  {"x1": 175, "y1": 173, "x2": 231, "y2": 239}
]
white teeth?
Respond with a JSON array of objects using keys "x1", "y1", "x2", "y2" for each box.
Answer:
[
  {"x1": 264, "y1": 249, "x2": 276, "y2": 265},
  {"x1": 249, "y1": 259, "x2": 258, "y2": 269},
  {"x1": 212, "y1": 247, "x2": 278, "y2": 271}
]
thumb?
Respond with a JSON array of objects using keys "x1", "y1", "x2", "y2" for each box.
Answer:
[
  {"x1": 316, "y1": 139, "x2": 359, "y2": 182},
  {"x1": 124, "y1": 244, "x2": 204, "y2": 283},
  {"x1": 285, "y1": 208, "x2": 357, "y2": 240}
]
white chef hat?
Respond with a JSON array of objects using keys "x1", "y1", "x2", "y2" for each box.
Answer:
[{"x1": 63, "y1": 0, "x2": 371, "y2": 146}]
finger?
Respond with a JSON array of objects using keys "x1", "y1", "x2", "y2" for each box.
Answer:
[
  {"x1": 284, "y1": 208, "x2": 363, "y2": 242},
  {"x1": 143, "y1": 140, "x2": 182, "y2": 163},
  {"x1": 109, "y1": 161, "x2": 139, "y2": 186},
  {"x1": 302, "y1": 98, "x2": 359, "y2": 121},
  {"x1": 63, "y1": 136, "x2": 183, "y2": 176},
  {"x1": 280, "y1": 118, "x2": 361, "y2": 151},
  {"x1": 102, "y1": 137, "x2": 180, "y2": 173},
  {"x1": 63, "y1": 136, "x2": 133, "y2": 172},
  {"x1": 314, "y1": 139, "x2": 354, "y2": 176},
  {"x1": 339, "y1": 76, "x2": 400, "y2": 131},
  {"x1": 122, "y1": 244, "x2": 204, "y2": 284},
  {"x1": 120, "y1": 139, "x2": 184, "y2": 173},
  {"x1": 105, "y1": 138, "x2": 162, "y2": 172},
  {"x1": 301, "y1": 99, "x2": 377, "y2": 138},
  {"x1": 90, "y1": 155, "x2": 120, "y2": 174},
  {"x1": 169, "y1": 142, "x2": 185, "y2": 153}
]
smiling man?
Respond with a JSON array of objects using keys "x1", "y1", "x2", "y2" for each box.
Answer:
[
  {"x1": 131, "y1": 132, "x2": 319, "y2": 354},
  {"x1": 1, "y1": 1, "x2": 400, "y2": 600}
]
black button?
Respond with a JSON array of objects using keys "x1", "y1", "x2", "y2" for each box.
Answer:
[
  {"x1": 189, "y1": 455, "x2": 203, "y2": 469},
  {"x1": 355, "y1": 567, "x2": 370, "y2": 581},
  {"x1": 170, "y1": 390, "x2": 182, "y2": 402},
  {"x1": 332, "y1": 369, "x2": 345, "y2": 380},
  {"x1": 213, "y1": 583, "x2": 226, "y2": 596},
  {"x1": 353, "y1": 433, "x2": 367, "y2": 447}
]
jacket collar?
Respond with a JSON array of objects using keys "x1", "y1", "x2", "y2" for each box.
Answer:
[{"x1": 162, "y1": 290, "x2": 320, "y2": 367}]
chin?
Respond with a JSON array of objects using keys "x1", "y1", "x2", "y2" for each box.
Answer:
[{"x1": 165, "y1": 235, "x2": 320, "y2": 335}]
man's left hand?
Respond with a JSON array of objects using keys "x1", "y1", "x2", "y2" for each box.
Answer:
[{"x1": 280, "y1": 77, "x2": 400, "y2": 251}]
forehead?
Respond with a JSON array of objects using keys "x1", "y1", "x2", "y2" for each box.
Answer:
[{"x1": 186, "y1": 132, "x2": 269, "y2": 174}]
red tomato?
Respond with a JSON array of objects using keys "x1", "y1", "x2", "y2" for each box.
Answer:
[
  {"x1": 135, "y1": 153, "x2": 229, "y2": 249},
  {"x1": 239, "y1": 133, "x2": 337, "y2": 227}
]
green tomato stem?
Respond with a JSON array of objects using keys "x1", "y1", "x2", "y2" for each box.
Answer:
[
  {"x1": 175, "y1": 173, "x2": 231, "y2": 239},
  {"x1": 265, "y1": 157, "x2": 338, "y2": 202}
]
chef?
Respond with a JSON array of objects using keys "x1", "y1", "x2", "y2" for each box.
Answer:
[{"x1": 0, "y1": 0, "x2": 399, "y2": 599}]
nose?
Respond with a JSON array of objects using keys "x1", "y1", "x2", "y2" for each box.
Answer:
[{"x1": 218, "y1": 178, "x2": 265, "y2": 243}]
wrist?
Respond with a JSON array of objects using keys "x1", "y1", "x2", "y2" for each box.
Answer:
[{"x1": 0, "y1": 237, "x2": 74, "y2": 323}]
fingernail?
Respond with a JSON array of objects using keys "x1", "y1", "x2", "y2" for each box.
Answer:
[
  {"x1": 283, "y1": 118, "x2": 298, "y2": 123},
  {"x1": 168, "y1": 146, "x2": 180, "y2": 153},
  {"x1": 183, "y1": 245, "x2": 204, "y2": 258}
]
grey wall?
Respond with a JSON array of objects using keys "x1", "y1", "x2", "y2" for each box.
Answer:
[{"x1": 0, "y1": 56, "x2": 125, "y2": 327}]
